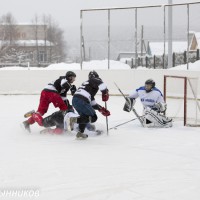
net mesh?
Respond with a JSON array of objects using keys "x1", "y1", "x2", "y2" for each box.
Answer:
[{"x1": 165, "y1": 76, "x2": 200, "y2": 126}]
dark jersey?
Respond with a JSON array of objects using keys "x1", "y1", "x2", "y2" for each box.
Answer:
[
  {"x1": 44, "y1": 76, "x2": 73, "y2": 100},
  {"x1": 74, "y1": 77, "x2": 107, "y2": 103}
]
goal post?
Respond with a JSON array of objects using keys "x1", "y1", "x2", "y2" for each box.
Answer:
[{"x1": 164, "y1": 75, "x2": 200, "y2": 127}]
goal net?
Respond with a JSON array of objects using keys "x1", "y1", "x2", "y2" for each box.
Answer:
[{"x1": 164, "y1": 75, "x2": 200, "y2": 126}]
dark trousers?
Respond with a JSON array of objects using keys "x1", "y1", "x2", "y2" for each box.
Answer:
[{"x1": 72, "y1": 96, "x2": 97, "y2": 133}]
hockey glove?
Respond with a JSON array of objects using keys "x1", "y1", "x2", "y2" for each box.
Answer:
[
  {"x1": 102, "y1": 89, "x2": 109, "y2": 102},
  {"x1": 99, "y1": 106, "x2": 110, "y2": 116},
  {"x1": 123, "y1": 97, "x2": 135, "y2": 112},
  {"x1": 70, "y1": 85, "x2": 77, "y2": 96}
]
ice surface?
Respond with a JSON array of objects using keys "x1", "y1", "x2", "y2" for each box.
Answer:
[{"x1": 0, "y1": 95, "x2": 200, "y2": 200}]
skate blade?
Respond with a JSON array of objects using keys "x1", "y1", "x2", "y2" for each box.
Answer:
[
  {"x1": 40, "y1": 128, "x2": 53, "y2": 134},
  {"x1": 95, "y1": 130, "x2": 103, "y2": 135},
  {"x1": 24, "y1": 110, "x2": 35, "y2": 118},
  {"x1": 20, "y1": 123, "x2": 31, "y2": 133},
  {"x1": 76, "y1": 134, "x2": 88, "y2": 140},
  {"x1": 76, "y1": 137, "x2": 88, "y2": 140}
]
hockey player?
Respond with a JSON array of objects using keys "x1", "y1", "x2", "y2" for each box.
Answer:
[
  {"x1": 123, "y1": 79, "x2": 172, "y2": 128},
  {"x1": 23, "y1": 71, "x2": 77, "y2": 132},
  {"x1": 29, "y1": 110, "x2": 95, "y2": 135},
  {"x1": 72, "y1": 70, "x2": 110, "y2": 139},
  {"x1": 29, "y1": 109, "x2": 78, "y2": 134}
]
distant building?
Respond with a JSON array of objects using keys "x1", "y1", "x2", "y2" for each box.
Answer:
[
  {"x1": 147, "y1": 31, "x2": 200, "y2": 56},
  {"x1": 0, "y1": 24, "x2": 54, "y2": 66}
]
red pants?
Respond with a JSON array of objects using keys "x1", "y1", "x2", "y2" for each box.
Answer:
[{"x1": 28, "y1": 90, "x2": 67, "y2": 124}]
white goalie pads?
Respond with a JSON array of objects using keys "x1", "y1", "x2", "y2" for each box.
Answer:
[{"x1": 143, "y1": 107, "x2": 172, "y2": 128}]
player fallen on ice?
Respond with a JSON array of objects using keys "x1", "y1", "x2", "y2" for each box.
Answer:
[
  {"x1": 23, "y1": 71, "x2": 77, "y2": 132},
  {"x1": 27, "y1": 109, "x2": 98, "y2": 135},
  {"x1": 71, "y1": 70, "x2": 111, "y2": 139},
  {"x1": 123, "y1": 79, "x2": 172, "y2": 128}
]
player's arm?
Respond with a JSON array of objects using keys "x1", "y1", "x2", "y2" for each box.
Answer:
[
  {"x1": 98, "y1": 81, "x2": 109, "y2": 102},
  {"x1": 91, "y1": 100, "x2": 110, "y2": 116},
  {"x1": 90, "y1": 78, "x2": 109, "y2": 102}
]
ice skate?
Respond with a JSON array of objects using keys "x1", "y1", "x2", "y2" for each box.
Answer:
[
  {"x1": 22, "y1": 120, "x2": 31, "y2": 133},
  {"x1": 76, "y1": 131, "x2": 88, "y2": 139}
]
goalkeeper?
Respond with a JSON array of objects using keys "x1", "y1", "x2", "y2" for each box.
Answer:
[{"x1": 123, "y1": 79, "x2": 172, "y2": 128}]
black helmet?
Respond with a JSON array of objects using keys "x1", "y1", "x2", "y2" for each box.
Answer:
[
  {"x1": 145, "y1": 79, "x2": 155, "y2": 92},
  {"x1": 145, "y1": 79, "x2": 155, "y2": 87},
  {"x1": 66, "y1": 71, "x2": 76, "y2": 83},
  {"x1": 88, "y1": 70, "x2": 99, "y2": 79}
]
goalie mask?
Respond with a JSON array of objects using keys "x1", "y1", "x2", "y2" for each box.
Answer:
[{"x1": 145, "y1": 79, "x2": 155, "y2": 93}]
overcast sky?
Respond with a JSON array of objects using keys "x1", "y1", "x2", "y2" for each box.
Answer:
[
  {"x1": 0, "y1": 0, "x2": 198, "y2": 27},
  {"x1": 1, "y1": 0, "x2": 199, "y2": 55}
]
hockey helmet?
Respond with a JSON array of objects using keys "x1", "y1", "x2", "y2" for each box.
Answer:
[
  {"x1": 145, "y1": 79, "x2": 155, "y2": 92},
  {"x1": 88, "y1": 70, "x2": 99, "y2": 79},
  {"x1": 66, "y1": 71, "x2": 76, "y2": 83}
]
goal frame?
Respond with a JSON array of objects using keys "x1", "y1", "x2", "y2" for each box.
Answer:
[{"x1": 163, "y1": 75, "x2": 200, "y2": 126}]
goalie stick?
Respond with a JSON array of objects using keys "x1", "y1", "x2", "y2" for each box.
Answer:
[
  {"x1": 114, "y1": 82, "x2": 144, "y2": 127},
  {"x1": 109, "y1": 118, "x2": 138, "y2": 130}
]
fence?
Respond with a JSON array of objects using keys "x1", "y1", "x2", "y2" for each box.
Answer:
[
  {"x1": 80, "y1": 2, "x2": 200, "y2": 69},
  {"x1": 124, "y1": 49, "x2": 200, "y2": 69}
]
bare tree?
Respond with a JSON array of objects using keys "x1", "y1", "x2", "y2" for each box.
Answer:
[
  {"x1": 0, "y1": 13, "x2": 18, "y2": 59},
  {"x1": 46, "y1": 15, "x2": 67, "y2": 63},
  {"x1": 1, "y1": 13, "x2": 17, "y2": 44},
  {"x1": 32, "y1": 14, "x2": 39, "y2": 65},
  {"x1": 42, "y1": 14, "x2": 48, "y2": 62}
]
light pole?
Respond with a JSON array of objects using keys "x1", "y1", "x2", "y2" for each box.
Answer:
[{"x1": 168, "y1": 0, "x2": 173, "y2": 68}]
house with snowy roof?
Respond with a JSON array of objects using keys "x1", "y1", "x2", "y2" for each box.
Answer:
[
  {"x1": 147, "y1": 31, "x2": 200, "y2": 56},
  {"x1": 0, "y1": 24, "x2": 55, "y2": 65}
]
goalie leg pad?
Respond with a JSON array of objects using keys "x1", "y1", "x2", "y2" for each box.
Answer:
[{"x1": 144, "y1": 107, "x2": 172, "y2": 128}]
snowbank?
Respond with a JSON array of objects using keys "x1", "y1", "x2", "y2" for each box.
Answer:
[
  {"x1": 0, "y1": 60, "x2": 130, "y2": 71},
  {"x1": 170, "y1": 60, "x2": 200, "y2": 71}
]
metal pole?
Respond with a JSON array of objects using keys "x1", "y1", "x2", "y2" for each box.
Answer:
[
  {"x1": 168, "y1": 0, "x2": 173, "y2": 68},
  {"x1": 187, "y1": 4, "x2": 190, "y2": 70},
  {"x1": 141, "y1": 25, "x2": 144, "y2": 66},
  {"x1": 108, "y1": 9, "x2": 110, "y2": 70},
  {"x1": 184, "y1": 77, "x2": 187, "y2": 126},
  {"x1": 81, "y1": 2, "x2": 200, "y2": 12},
  {"x1": 163, "y1": 5, "x2": 166, "y2": 69},
  {"x1": 105, "y1": 101, "x2": 109, "y2": 135},
  {"x1": 80, "y1": 10, "x2": 83, "y2": 70},
  {"x1": 135, "y1": 8, "x2": 138, "y2": 68}
]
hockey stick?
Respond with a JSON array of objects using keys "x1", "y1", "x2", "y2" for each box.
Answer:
[
  {"x1": 105, "y1": 101, "x2": 109, "y2": 135},
  {"x1": 114, "y1": 82, "x2": 144, "y2": 127},
  {"x1": 109, "y1": 118, "x2": 138, "y2": 130}
]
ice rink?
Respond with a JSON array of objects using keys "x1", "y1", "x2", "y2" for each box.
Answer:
[{"x1": 0, "y1": 94, "x2": 200, "y2": 200}]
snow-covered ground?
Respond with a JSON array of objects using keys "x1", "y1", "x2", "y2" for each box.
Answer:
[
  {"x1": 0, "y1": 60, "x2": 130, "y2": 71},
  {"x1": 1, "y1": 59, "x2": 200, "y2": 71},
  {"x1": 1, "y1": 95, "x2": 200, "y2": 200}
]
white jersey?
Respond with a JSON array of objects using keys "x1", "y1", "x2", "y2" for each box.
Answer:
[{"x1": 129, "y1": 86, "x2": 164, "y2": 108}]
